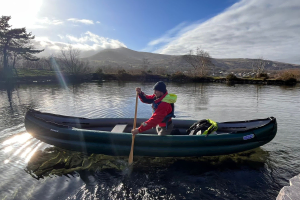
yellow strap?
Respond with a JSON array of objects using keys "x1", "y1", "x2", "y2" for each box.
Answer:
[{"x1": 202, "y1": 119, "x2": 218, "y2": 135}]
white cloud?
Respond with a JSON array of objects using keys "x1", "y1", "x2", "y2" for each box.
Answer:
[
  {"x1": 67, "y1": 18, "x2": 94, "y2": 25},
  {"x1": 65, "y1": 32, "x2": 127, "y2": 49},
  {"x1": 148, "y1": 22, "x2": 187, "y2": 46},
  {"x1": 66, "y1": 35, "x2": 87, "y2": 43},
  {"x1": 37, "y1": 17, "x2": 63, "y2": 25},
  {"x1": 142, "y1": 22, "x2": 199, "y2": 52},
  {"x1": 151, "y1": 0, "x2": 300, "y2": 64},
  {"x1": 96, "y1": 21, "x2": 101, "y2": 24},
  {"x1": 33, "y1": 32, "x2": 127, "y2": 57}
]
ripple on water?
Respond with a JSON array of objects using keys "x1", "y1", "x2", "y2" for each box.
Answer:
[{"x1": 0, "y1": 82, "x2": 300, "y2": 199}]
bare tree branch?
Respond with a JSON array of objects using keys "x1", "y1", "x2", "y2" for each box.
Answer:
[
  {"x1": 182, "y1": 47, "x2": 214, "y2": 77},
  {"x1": 58, "y1": 46, "x2": 90, "y2": 75},
  {"x1": 252, "y1": 56, "x2": 266, "y2": 77}
]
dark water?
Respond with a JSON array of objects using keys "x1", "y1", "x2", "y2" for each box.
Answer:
[{"x1": 0, "y1": 81, "x2": 299, "y2": 200}]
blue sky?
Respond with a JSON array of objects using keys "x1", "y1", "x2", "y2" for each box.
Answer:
[{"x1": 2, "y1": 0, "x2": 300, "y2": 64}]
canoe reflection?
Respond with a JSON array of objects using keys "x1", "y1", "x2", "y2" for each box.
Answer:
[
  {"x1": 25, "y1": 147, "x2": 127, "y2": 179},
  {"x1": 25, "y1": 146, "x2": 269, "y2": 180}
]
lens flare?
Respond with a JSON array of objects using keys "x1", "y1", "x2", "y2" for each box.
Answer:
[{"x1": 50, "y1": 57, "x2": 68, "y2": 89}]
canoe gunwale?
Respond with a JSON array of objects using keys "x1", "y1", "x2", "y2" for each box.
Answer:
[
  {"x1": 218, "y1": 117, "x2": 276, "y2": 134},
  {"x1": 26, "y1": 109, "x2": 276, "y2": 134}
]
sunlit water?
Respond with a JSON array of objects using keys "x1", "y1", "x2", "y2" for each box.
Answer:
[{"x1": 0, "y1": 81, "x2": 299, "y2": 200}]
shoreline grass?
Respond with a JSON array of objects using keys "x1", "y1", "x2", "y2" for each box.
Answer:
[{"x1": 0, "y1": 68, "x2": 299, "y2": 85}]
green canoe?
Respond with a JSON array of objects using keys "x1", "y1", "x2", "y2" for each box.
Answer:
[{"x1": 24, "y1": 109, "x2": 277, "y2": 157}]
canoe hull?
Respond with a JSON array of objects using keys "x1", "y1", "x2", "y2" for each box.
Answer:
[{"x1": 25, "y1": 109, "x2": 277, "y2": 157}]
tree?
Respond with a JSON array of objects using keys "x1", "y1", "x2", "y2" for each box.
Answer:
[
  {"x1": 58, "y1": 45, "x2": 90, "y2": 75},
  {"x1": 182, "y1": 47, "x2": 214, "y2": 77},
  {"x1": 252, "y1": 57, "x2": 266, "y2": 78},
  {"x1": 0, "y1": 16, "x2": 44, "y2": 81}
]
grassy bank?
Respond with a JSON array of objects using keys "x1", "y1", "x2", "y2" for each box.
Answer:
[
  {"x1": 0, "y1": 68, "x2": 299, "y2": 86},
  {"x1": 17, "y1": 69, "x2": 56, "y2": 77}
]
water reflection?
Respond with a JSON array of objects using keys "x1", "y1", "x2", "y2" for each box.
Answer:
[
  {"x1": 1, "y1": 132, "x2": 37, "y2": 164},
  {"x1": 24, "y1": 146, "x2": 271, "y2": 199},
  {"x1": 279, "y1": 84, "x2": 298, "y2": 90},
  {"x1": 25, "y1": 147, "x2": 127, "y2": 179},
  {"x1": 25, "y1": 145, "x2": 269, "y2": 179},
  {"x1": 2, "y1": 83, "x2": 25, "y2": 112},
  {"x1": 2, "y1": 132, "x2": 31, "y2": 146},
  {"x1": 225, "y1": 82, "x2": 236, "y2": 87},
  {"x1": 194, "y1": 83, "x2": 209, "y2": 107},
  {"x1": 173, "y1": 83, "x2": 209, "y2": 114},
  {"x1": 117, "y1": 81, "x2": 127, "y2": 87},
  {"x1": 0, "y1": 84, "x2": 38, "y2": 131},
  {"x1": 71, "y1": 83, "x2": 81, "y2": 94},
  {"x1": 6, "y1": 86, "x2": 13, "y2": 109}
]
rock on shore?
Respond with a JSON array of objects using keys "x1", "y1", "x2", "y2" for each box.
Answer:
[{"x1": 277, "y1": 174, "x2": 300, "y2": 200}]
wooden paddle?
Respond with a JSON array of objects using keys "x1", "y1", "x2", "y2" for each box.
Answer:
[{"x1": 128, "y1": 92, "x2": 139, "y2": 165}]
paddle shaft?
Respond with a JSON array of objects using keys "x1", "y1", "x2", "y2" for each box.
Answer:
[{"x1": 128, "y1": 92, "x2": 139, "y2": 164}]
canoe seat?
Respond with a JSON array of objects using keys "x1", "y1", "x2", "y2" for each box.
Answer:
[{"x1": 111, "y1": 124, "x2": 128, "y2": 133}]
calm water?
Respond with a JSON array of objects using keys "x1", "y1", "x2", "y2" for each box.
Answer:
[{"x1": 0, "y1": 81, "x2": 299, "y2": 200}]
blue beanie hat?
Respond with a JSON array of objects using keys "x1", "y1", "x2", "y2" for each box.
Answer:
[{"x1": 153, "y1": 81, "x2": 166, "y2": 93}]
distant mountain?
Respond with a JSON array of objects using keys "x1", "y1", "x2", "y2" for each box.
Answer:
[
  {"x1": 211, "y1": 58, "x2": 300, "y2": 72},
  {"x1": 84, "y1": 47, "x2": 300, "y2": 73},
  {"x1": 85, "y1": 47, "x2": 182, "y2": 67},
  {"x1": 87, "y1": 47, "x2": 175, "y2": 63}
]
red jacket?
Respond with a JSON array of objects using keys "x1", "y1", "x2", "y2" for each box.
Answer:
[{"x1": 138, "y1": 92, "x2": 173, "y2": 133}]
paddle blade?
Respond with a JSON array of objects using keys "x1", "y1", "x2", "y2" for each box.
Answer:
[{"x1": 128, "y1": 135, "x2": 135, "y2": 165}]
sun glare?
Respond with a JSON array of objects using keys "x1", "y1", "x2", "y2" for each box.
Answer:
[
  {"x1": 4, "y1": 146, "x2": 13, "y2": 153},
  {"x1": 25, "y1": 143, "x2": 42, "y2": 163},
  {"x1": 0, "y1": 0, "x2": 43, "y2": 28},
  {"x1": 21, "y1": 147, "x2": 32, "y2": 158},
  {"x1": 13, "y1": 141, "x2": 33, "y2": 156},
  {"x1": 2, "y1": 133, "x2": 32, "y2": 146}
]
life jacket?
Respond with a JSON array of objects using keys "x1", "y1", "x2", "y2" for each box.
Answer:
[{"x1": 152, "y1": 93, "x2": 177, "y2": 129}]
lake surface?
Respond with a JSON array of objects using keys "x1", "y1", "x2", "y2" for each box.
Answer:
[{"x1": 0, "y1": 81, "x2": 299, "y2": 200}]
